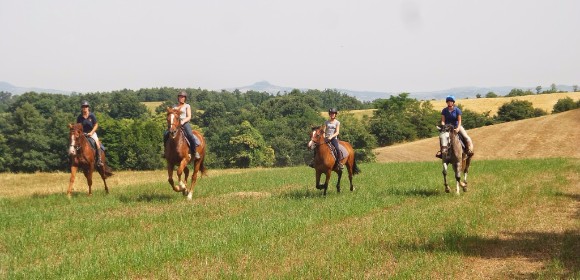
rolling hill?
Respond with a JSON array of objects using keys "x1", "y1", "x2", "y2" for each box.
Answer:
[{"x1": 374, "y1": 108, "x2": 580, "y2": 163}]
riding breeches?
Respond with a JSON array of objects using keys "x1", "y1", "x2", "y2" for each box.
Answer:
[
  {"x1": 182, "y1": 122, "x2": 200, "y2": 147},
  {"x1": 458, "y1": 126, "x2": 473, "y2": 150}
]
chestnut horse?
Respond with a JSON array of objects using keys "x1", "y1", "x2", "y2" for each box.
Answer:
[
  {"x1": 164, "y1": 108, "x2": 207, "y2": 200},
  {"x1": 67, "y1": 123, "x2": 113, "y2": 197},
  {"x1": 437, "y1": 124, "x2": 473, "y2": 194},
  {"x1": 307, "y1": 126, "x2": 360, "y2": 195}
]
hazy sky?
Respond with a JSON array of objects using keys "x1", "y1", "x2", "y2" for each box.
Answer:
[{"x1": 1, "y1": 0, "x2": 579, "y2": 93}]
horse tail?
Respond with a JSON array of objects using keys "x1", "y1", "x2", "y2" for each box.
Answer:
[
  {"x1": 352, "y1": 157, "x2": 361, "y2": 175},
  {"x1": 101, "y1": 165, "x2": 114, "y2": 179},
  {"x1": 199, "y1": 157, "x2": 207, "y2": 176}
]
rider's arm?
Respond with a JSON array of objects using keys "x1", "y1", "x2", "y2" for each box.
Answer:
[
  {"x1": 332, "y1": 123, "x2": 340, "y2": 139},
  {"x1": 440, "y1": 114, "x2": 446, "y2": 126},
  {"x1": 457, "y1": 115, "x2": 462, "y2": 129}
]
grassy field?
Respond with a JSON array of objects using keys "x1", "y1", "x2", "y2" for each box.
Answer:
[{"x1": 1, "y1": 158, "x2": 578, "y2": 279}]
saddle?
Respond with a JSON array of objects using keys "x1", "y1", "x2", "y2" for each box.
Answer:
[
  {"x1": 84, "y1": 134, "x2": 105, "y2": 151},
  {"x1": 327, "y1": 142, "x2": 349, "y2": 162}
]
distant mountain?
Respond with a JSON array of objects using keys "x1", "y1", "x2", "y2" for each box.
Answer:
[
  {"x1": 229, "y1": 81, "x2": 577, "y2": 102},
  {"x1": 0, "y1": 81, "x2": 72, "y2": 95}
]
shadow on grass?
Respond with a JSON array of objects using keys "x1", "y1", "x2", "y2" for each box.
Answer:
[
  {"x1": 387, "y1": 188, "x2": 440, "y2": 197},
  {"x1": 396, "y1": 230, "x2": 579, "y2": 278},
  {"x1": 118, "y1": 193, "x2": 174, "y2": 203}
]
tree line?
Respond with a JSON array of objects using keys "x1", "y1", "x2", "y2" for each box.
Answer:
[{"x1": 0, "y1": 88, "x2": 577, "y2": 173}]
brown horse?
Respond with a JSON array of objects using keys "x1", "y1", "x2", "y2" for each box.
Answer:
[
  {"x1": 164, "y1": 107, "x2": 207, "y2": 200},
  {"x1": 307, "y1": 126, "x2": 360, "y2": 195},
  {"x1": 67, "y1": 123, "x2": 113, "y2": 197},
  {"x1": 437, "y1": 124, "x2": 473, "y2": 194}
]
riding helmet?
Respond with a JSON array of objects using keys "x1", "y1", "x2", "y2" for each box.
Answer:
[
  {"x1": 177, "y1": 91, "x2": 187, "y2": 98},
  {"x1": 328, "y1": 108, "x2": 338, "y2": 114},
  {"x1": 445, "y1": 95, "x2": 456, "y2": 103},
  {"x1": 81, "y1": 100, "x2": 90, "y2": 107}
]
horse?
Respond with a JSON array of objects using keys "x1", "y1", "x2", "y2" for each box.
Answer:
[
  {"x1": 67, "y1": 123, "x2": 113, "y2": 197},
  {"x1": 437, "y1": 124, "x2": 473, "y2": 194},
  {"x1": 307, "y1": 126, "x2": 360, "y2": 196},
  {"x1": 164, "y1": 107, "x2": 207, "y2": 200}
]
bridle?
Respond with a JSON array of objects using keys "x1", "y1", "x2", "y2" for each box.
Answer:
[
  {"x1": 69, "y1": 127, "x2": 84, "y2": 156},
  {"x1": 167, "y1": 110, "x2": 182, "y2": 139},
  {"x1": 308, "y1": 128, "x2": 331, "y2": 150}
]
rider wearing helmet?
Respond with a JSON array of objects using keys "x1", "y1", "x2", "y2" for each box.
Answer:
[
  {"x1": 323, "y1": 108, "x2": 344, "y2": 169},
  {"x1": 174, "y1": 91, "x2": 201, "y2": 159},
  {"x1": 76, "y1": 100, "x2": 104, "y2": 166},
  {"x1": 437, "y1": 95, "x2": 474, "y2": 158}
]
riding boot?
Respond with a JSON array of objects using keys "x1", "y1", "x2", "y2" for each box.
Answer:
[
  {"x1": 466, "y1": 140, "x2": 474, "y2": 156},
  {"x1": 335, "y1": 151, "x2": 344, "y2": 170},
  {"x1": 192, "y1": 146, "x2": 200, "y2": 160},
  {"x1": 96, "y1": 150, "x2": 103, "y2": 167}
]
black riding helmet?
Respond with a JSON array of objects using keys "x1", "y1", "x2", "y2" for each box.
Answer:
[
  {"x1": 328, "y1": 108, "x2": 338, "y2": 114},
  {"x1": 81, "y1": 100, "x2": 90, "y2": 107}
]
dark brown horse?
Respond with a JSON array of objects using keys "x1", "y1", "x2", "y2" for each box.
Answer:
[
  {"x1": 67, "y1": 123, "x2": 113, "y2": 197},
  {"x1": 437, "y1": 124, "x2": 473, "y2": 194},
  {"x1": 164, "y1": 107, "x2": 207, "y2": 200},
  {"x1": 307, "y1": 126, "x2": 360, "y2": 195}
]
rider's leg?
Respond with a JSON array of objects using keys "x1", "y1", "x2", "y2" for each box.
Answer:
[
  {"x1": 91, "y1": 133, "x2": 103, "y2": 166},
  {"x1": 458, "y1": 127, "x2": 474, "y2": 155},
  {"x1": 331, "y1": 138, "x2": 344, "y2": 169},
  {"x1": 182, "y1": 123, "x2": 200, "y2": 159}
]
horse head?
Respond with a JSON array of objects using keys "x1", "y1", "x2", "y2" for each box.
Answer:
[
  {"x1": 437, "y1": 124, "x2": 454, "y2": 158},
  {"x1": 166, "y1": 107, "x2": 182, "y2": 139},
  {"x1": 68, "y1": 123, "x2": 84, "y2": 156},
  {"x1": 308, "y1": 126, "x2": 325, "y2": 150}
]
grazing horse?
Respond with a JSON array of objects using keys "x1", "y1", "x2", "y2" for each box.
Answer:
[
  {"x1": 307, "y1": 126, "x2": 360, "y2": 195},
  {"x1": 164, "y1": 107, "x2": 207, "y2": 200},
  {"x1": 67, "y1": 123, "x2": 113, "y2": 197},
  {"x1": 437, "y1": 124, "x2": 473, "y2": 194}
]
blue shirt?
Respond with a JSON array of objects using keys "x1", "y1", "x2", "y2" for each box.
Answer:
[
  {"x1": 77, "y1": 113, "x2": 98, "y2": 133},
  {"x1": 441, "y1": 107, "x2": 462, "y2": 128}
]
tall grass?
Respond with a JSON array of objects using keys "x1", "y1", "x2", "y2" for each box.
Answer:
[{"x1": 1, "y1": 158, "x2": 578, "y2": 279}]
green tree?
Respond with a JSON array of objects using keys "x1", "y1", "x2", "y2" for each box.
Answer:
[
  {"x1": 535, "y1": 86, "x2": 542, "y2": 94},
  {"x1": 228, "y1": 121, "x2": 274, "y2": 168},
  {"x1": 552, "y1": 97, "x2": 579, "y2": 113},
  {"x1": 496, "y1": 100, "x2": 540, "y2": 122},
  {"x1": 5, "y1": 103, "x2": 55, "y2": 172},
  {"x1": 485, "y1": 92, "x2": 498, "y2": 98}
]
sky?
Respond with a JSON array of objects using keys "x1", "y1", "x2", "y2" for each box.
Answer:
[{"x1": 1, "y1": 0, "x2": 579, "y2": 93}]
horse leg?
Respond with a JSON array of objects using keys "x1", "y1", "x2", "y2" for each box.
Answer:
[
  {"x1": 187, "y1": 163, "x2": 201, "y2": 201},
  {"x1": 68, "y1": 165, "x2": 78, "y2": 197},
  {"x1": 322, "y1": 170, "x2": 331, "y2": 196},
  {"x1": 452, "y1": 162, "x2": 461, "y2": 195},
  {"x1": 335, "y1": 169, "x2": 342, "y2": 193},
  {"x1": 83, "y1": 168, "x2": 93, "y2": 196},
  {"x1": 176, "y1": 158, "x2": 189, "y2": 192},
  {"x1": 462, "y1": 156, "x2": 472, "y2": 192},
  {"x1": 315, "y1": 171, "x2": 324, "y2": 190},
  {"x1": 347, "y1": 158, "x2": 355, "y2": 191},
  {"x1": 182, "y1": 166, "x2": 190, "y2": 197},
  {"x1": 442, "y1": 162, "x2": 450, "y2": 193},
  {"x1": 97, "y1": 165, "x2": 109, "y2": 194},
  {"x1": 167, "y1": 163, "x2": 180, "y2": 192}
]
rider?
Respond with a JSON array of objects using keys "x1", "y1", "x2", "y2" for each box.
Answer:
[
  {"x1": 324, "y1": 108, "x2": 344, "y2": 170},
  {"x1": 76, "y1": 100, "x2": 103, "y2": 166},
  {"x1": 436, "y1": 95, "x2": 474, "y2": 158},
  {"x1": 174, "y1": 91, "x2": 200, "y2": 160}
]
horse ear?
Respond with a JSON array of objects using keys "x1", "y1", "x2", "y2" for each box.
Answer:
[
  {"x1": 436, "y1": 125, "x2": 441, "y2": 131},
  {"x1": 166, "y1": 107, "x2": 171, "y2": 113},
  {"x1": 68, "y1": 123, "x2": 73, "y2": 129}
]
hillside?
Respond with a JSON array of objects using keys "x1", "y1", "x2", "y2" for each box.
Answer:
[
  {"x1": 429, "y1": 92, "x2": 580, "y2": 115},
  {"x1": 374, "y1": 108, "x2": 580, "y2": 163}
]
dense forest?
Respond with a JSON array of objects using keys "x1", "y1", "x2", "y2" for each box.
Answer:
[{"x1": 0, "y1": 87, "x2": 574, "y2": 173}]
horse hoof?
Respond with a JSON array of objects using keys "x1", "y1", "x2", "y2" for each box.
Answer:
[
  {"x1": 462, "y1": 186, "x2": 468, "y2": 192},
  {"x1": 315, "y1": 185, "x2": 324, "y2": 190},
  {"x1": 445, "y1": 188, "x2": 450, "y2": 193}
]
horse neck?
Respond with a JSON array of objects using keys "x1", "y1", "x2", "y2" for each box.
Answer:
[{"x1": 449, "y1": 131, "x2": 463, "y2": 158}]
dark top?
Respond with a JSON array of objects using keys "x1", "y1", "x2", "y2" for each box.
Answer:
[
  {"x1": 76, "y1": 113, "x2": 98, "y2": 134},
  {"x1": 441, "y1": 107, "x2": 462, "y2": 128}
]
